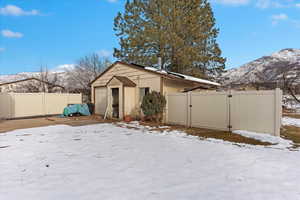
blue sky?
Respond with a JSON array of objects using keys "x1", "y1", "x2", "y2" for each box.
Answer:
[{"x1": 0, "y1": 0, "x2": 299, "y2": 74}]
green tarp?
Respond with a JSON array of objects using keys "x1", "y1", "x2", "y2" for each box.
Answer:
[{"x1": 62, "y1": 104, "x2": 91, "y2": 117}]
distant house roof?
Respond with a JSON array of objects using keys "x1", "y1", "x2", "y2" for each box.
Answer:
[
  {"x1": 90, "y1": 61, "x2": 220, "y2": 87},
  {"x1": 107, "y1": 76, "x2": 137, "y2": 87},
  {"x1": 0, "y1": 77, "x2": 65, "y2": 89}
]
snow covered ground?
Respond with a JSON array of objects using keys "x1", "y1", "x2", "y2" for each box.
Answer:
[
  {"x1": 1, "y1": 123, "x2": 300, "y2": 200},
  {"x1": 282, "y1": 117, "x2": 300, "y2": 128},
  {"x1": 233, "y1": 130, "x2": 293, "y2": 148},
  {"x1": 283, "y1": 96, "x2": 300, "y2": 113}
]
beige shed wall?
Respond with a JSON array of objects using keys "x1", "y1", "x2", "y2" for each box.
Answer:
[
  {"x1": 124, "y1": 87, "x2": 137, "y2": 116},
  {"x1": 94, "y1": 87, "x2": 107, "y2": 115},
  {"x1": 163, "y1": 79, "x2": 194, "y2": 95},
  {"x1": 91, "y1": 63, "x2": 163, "y2": 119},
  {"x1": 92, "y1": 63, "x2": 161, "y2": 88}
]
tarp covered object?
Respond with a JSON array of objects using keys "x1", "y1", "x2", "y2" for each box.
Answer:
[{"x1": 63, "y1": 104, "x2": 91, "y2": 116}]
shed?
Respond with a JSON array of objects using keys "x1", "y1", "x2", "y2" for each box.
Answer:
[{"x1": 90, "y1": 61, "x2": 220, "y2": 119}]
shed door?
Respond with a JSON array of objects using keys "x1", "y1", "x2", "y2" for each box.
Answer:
[{"x1": 95, "y1": 87, "x2": 107, "y2": 115}]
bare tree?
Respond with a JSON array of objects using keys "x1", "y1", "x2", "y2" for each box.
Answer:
[
  {"x1": 66, "y1": 53, "x2": 111, "y2": 100},
  {"x1": 281, "y1": 66, "x2": 300, "y2": 103},
  {"x1": 21, "y1": 65, "x2": 63, "y2": 93},
  {"x1": 47, "y1": 73, "x2": 61, "y2": 92},
  {"x1": 22, "y1": 81, "x2": 40, "y2": 93},
  {"x1": 39, "y1": 66, "x2": 49, "y2": 92},
  {"x1": 38, "y1": 65, "x2": 62, "y2": 93},
  {"x1": 270, "y1": 60, "x2": 300, "y2": 105}
]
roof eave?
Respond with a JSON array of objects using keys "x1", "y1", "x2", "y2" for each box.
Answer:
[{"x1": 90, "y1": 61, "x2": 221, "y2": 87}]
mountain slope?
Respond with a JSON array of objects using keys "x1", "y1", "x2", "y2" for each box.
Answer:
[
  {"x1": 0, "y1": 70, "x2": 93, "y2": 92},
  {"x1": 0, "y1": 71, "x2": 68, "y2": 88},
  {"x1": 223, "y1": 48, "x2": 300, "y2": 84}
]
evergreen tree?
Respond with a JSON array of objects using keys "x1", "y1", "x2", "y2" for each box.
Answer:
[
  {"x1": 141, "y1": 91, "x2": 166, "y2": 122},
  {"x1": 114, "y1": 0, "x2": 226, "y2": 78}
]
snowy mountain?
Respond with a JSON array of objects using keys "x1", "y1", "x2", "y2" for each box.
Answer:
[
  {"x1": 0, "y1": 71, "x2": 67, "y2": 87},
  {"x1": 0, "y1": 72, "x2": 38, "y2": 83},
  {"x1": 0, "y1": 67, "x2": 92, "y2": 92},
  {"x1": 222, "y1": 48, "x2": 300, "y2": 85},
  {"x1": 3, "y1": 49, "x2": 300, "y2": 89},
  {"x1": 0, "y1": 64, "x2": 76, "y2": 86}
]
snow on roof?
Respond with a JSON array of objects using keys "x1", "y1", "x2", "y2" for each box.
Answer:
[
  {"x1": 145, "y1": 67, "x2": 168, "y2": 73},
  {"x1": 144, "y1": 66, "x2": 220, "y2": 86}
]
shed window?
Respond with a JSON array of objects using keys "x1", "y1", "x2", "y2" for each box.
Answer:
[{"x1": 139, "y1": 87, "x2": 150, "y2": 102}]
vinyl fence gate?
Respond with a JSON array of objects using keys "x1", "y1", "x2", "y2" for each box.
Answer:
[{"x1": 166, "y1": 89, "x2": 282, "y2": 136}]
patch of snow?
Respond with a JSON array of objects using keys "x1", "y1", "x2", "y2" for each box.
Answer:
[
  {"x1": 158, "y1": 125, "x2": 170, "y2": 129},
  {"x1": 168, "y1": 71, "x2": 221, "y2": 86},
  {"x1": 117, "y1": 121, "x2": 150, "y2": 130},
  {"x1": 1, "y1": 123, "x2": 300, "y2": 199},
  {"x1": 233, "y1": 130, "x2": 293, "y2": 148},
  {"x1": 282, "y1": 117, "x2": 300, "y2": 128},
  {"x1": 283, "y1": 95, "x2": 300, "y2": 113},
  {"x1": 118, "y1": 121, "x2": 170, "y2": 130},
  {"x1": 145, "y1": 66, "x2": 168, "y2": 74},
  {"x1": 271, "y1": 49, "x2": 300, "y2": 61}
]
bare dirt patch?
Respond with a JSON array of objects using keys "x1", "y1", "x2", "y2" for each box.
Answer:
[
  {"x1": 0, "y1": 115, "x2": 116, "y2": 133},
  {"x1": 281, "y1": 113, "x2": 300, "y2": 148},
  {"x1": 283, "y1": 113, "x2": 300, "y2": 119},
  {"x1": 281, "y1": 126, "x2": 300, "y2": 149},
  {"x1": 138, "y1": 121, "x2": 273, "y2": 146}
]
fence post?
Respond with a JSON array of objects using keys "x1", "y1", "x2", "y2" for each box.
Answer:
[
  {"x1": 42, "y1": 93, "x2": 45, "y2": 116},
  {"x1": 274, "y1": 88, "x2": 282, "y2": 136},
  {"x1": 187, "y1": 92, "x2": 191, "y2": 127},
  {"x1": 228, "y1": 90, "x2": 232, "y2": 132},
  {"x1": 10, "y1": 93, "x2": 13, "y2": 119},
  {"x1": 165, "y1": 94, "x2": 169, "y2": 124}
]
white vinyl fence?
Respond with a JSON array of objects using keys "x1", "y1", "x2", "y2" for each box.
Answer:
[
  {"x1": 0, "y1": 93, "x2": 82, "y2": 119},
  {"x1": 166, "y1": 89, "x2": 282, "y2": 136}
]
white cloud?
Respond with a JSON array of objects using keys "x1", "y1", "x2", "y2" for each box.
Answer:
[
  {"x1": 0, "y1": 47, "x2": 5, "y2": 52},
  {"x1": 296, "y1": 3, "x2": 300, "y2": 8},
  {"x1": 213, "y1": 0, "x2": 250, "y2": 5},
  {"x1": 0, "y1": 5, "x2": 39, "y2": 16},
  {"x1": 52, "y1": 64, "x2": 75, "y2": 72},
  {"x1": 106, "y1": 0, "x2": 118, "y2": 3},
  {"x1": 269, "y1": 13, "x2": 300, "y2": 29},
  {"x1": 1, "y1": 30, "x2": 23, "y2": 38},
  {"x1": 214, "y1": 0, "x2": 295, "y2": 8},
  {"x1": 271, "y1": 13, "x2": 288, "y2": 21},
  {"x1": 98, "y1": 49, "x2": 112, "y2": 57},
  {"x1": 256, "y1": 0, "x2": 290, "y2": 9},
  {"x1": 271, "y1": 13, "x2": 288, "y2": 25}
]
